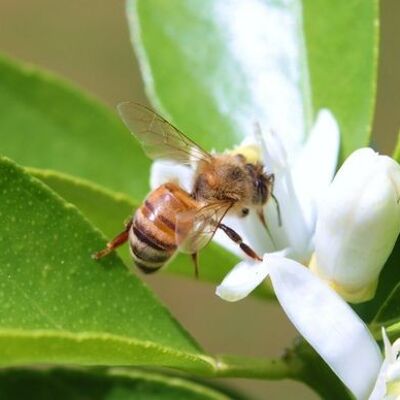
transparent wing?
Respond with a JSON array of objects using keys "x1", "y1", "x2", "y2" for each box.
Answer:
[
  {"x1": 118, "y1": 102, "x2": 213, "y2": 164},
  {"x1": 176, "y1": 202, "x2": 233, "y2": 254}
]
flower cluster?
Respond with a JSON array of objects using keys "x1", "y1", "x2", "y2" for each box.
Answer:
[{"x1": 150, "y1": 109, "x2": 400, "y2": 399}]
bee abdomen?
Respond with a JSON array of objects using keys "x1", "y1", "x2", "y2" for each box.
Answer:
[{"x1": 129, "y1": 210, "x2": 177, "y2": 274}]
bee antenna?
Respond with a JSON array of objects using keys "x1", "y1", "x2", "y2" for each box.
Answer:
[{"x1": 271, "y1": 193, "x2": 282, "y2": 227}]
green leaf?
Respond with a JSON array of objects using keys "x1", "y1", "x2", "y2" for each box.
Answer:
[
  {"x1": 29, "y1": 168, "x2": 272, "y2": 299},
  {"x1": 0, "y1": 156, "x2": 214, "y2": 372},
  {"x1": 128, "y1": 0, "x2": 312, "y2": 156},
  {"x1": 128, "y1": 0, "x2": 378, "y2": 159},
  {"x1": 0, "y1": 158, "x2": 296, "y2": 378},
  {"x1": 0, "y1": 54, "x2": 273, "y2": 297},
  {"x1": 0, "y1": 150, "x2": 297, "y2": 377},
  {"x1": 0, "y1": 54, "x2": 150, "y2": 199},
  {"x1": 303, "y1": 0, "x2": 378, "y2": 159},
  {"x1": 27, "y1": 168, "x2": 137, "y2": 243},
  {"x1": 0, "y1": 368, "x2": 241, "y2": 400}
]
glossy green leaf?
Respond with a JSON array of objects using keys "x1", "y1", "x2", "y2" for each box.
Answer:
[
  {"x1": 0, "y1": 54, "x2": 150, "y2": 199},
  {"x1": 0, "y1": 368, "x2": 241, "y2": 400},
  {"x1": 29, "y1": 168, "x2": 272, "y2": 298},
  {"x1": 27, "y1": 168, "x2": 137, "y2": 243},
  {"x1": 129, "y1": 0, "x2": 312, "y2": 158},
  {"x1": 0, "y1": 157, "x2": 296, "y2": 378},
  {"x1": 303, "y1": 0, "x2": 378, "y2": 159},
  {"x1": 129, "y1": 0, "x2": 378, "y2": 159},
  {"x1": 0, "y1": 54, "x2": 272, "y2": 297},
  {"x1": 0, "y1": 156, "x2": 215, "y2": 372}
]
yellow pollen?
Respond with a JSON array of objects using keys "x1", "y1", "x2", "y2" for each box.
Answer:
[{"x1": 230, "y1": 144, "x2": 262, "y2": 164}]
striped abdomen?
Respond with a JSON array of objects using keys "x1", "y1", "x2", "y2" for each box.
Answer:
[{"x1": 129, "y1": 182, "x2": 198, "y2": 273}]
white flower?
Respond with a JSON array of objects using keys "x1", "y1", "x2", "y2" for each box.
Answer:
[
  {"x1": 151, "y1": 108, "x2": 340, "y2": 264},
  {"x1": 148, "y1": 106, "x2": 400, "y2": 400},
  {"x1": 310, "y1": 148, "x2": 400, "y2": 303},
  {"x1": 218, "y1": 146, "x2": 400, "y2": 303}
]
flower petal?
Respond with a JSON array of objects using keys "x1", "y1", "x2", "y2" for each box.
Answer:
[
  {"x1": 150, "y1": 160, "x2": 194, "y2": 192},
  {"x1": 260, "y1": 129, "x2": 312, "y2": 260},
  {"x1": 291, "y1": 109, "x2": 340, "y2": 230},
  {"x1": 268, "y1": 256, "x2": 382, "y2": 400},
  {"x1": 216, "y1": 256, "x2": 270, "y2": 302},
  {"x1": 216, "y1": 250, "x2": 288, "y2": 302},
  {"x1": 313, "y1": 148, "x2": 400, "y2": 302},
  {"x1": 368, "y1": 362, "x2": 388, "y2": 400},
  {"x1": 368, "y1": 329, "x2": 390, "y2": 400}
]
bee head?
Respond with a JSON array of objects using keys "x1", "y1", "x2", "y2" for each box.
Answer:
[{"x1": 246, "y1": 163, "x2": 274, "y2": 206}]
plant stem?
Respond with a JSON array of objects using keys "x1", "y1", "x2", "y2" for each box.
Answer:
[{"x1": 211, "y1": 341, "x2": 352, "y2": 399}]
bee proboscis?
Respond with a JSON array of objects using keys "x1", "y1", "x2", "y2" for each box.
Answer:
[{"x1": 93, "y1": 102, "x2": 279, "y2": 277}]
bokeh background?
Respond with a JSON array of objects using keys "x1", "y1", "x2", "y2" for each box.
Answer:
[{"x1": 0, "y1": 1, "x2": 398, "y2": 398}]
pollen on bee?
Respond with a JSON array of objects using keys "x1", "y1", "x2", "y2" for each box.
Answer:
[{"x1": 230, "y1": 144, "x2": 261, "y2": 164}]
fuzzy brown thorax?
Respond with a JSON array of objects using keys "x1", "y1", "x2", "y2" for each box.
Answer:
[{"x1": 192, "y1": 154, "x2": 273, "y2": 215}]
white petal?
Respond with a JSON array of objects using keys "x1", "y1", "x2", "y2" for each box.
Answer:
[
  {"x1": 291, "y1": 109, "x2": 340, "y2": 230},
  {"x1": 259, "y1": 128, "x2": 313, "y2": 260},
  {"x1": 216, "y1": 256, "x2": 270, "y2": 302},
  {"x1": 260, "y1": 129, "x2": 288, "y2": 173},
  {"x1": 368, "y1": 361, "x2": 388, "y2": 400},
  {"x1": 369, "y1": 329, "x2": 400, "y2": 400},
  {"x1": 150, "y1": 160, "x2": 194, "y2": 192},
  {"x1": 313, "y1": 148, "x2": 400, "y2": 301},
  {"x1": 268, "y1": 256, "x2": 382, "y2": 400},
  {"x1": 368, "y1": 329, "x2": 389, "y2": 400},
  {"x1": 384, "y1": 328, "x2": 396, "y2": 363},
  {"x1": 215, "y1": 249, "x2": 290, "y2": 302}
]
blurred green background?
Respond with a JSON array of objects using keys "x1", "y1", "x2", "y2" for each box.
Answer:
[{"x1": 0, "y1": 0, "x2": 398, "y2": 398}]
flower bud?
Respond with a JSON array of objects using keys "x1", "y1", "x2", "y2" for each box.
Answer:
[{"x1": 310, "y1": 148, "x2": 400, "y2": 303}]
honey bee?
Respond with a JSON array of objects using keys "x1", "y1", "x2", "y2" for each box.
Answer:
[{"x1": 93, "y1": 103, "x2": 279, "y2": 276}]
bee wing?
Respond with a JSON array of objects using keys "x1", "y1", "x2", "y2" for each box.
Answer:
[
  {"x1": 176, "y1": 202, "x2": 233, "y2": 254},
  {"x1": 117, "y1": 102, "x2": 213, "y2": 164}
]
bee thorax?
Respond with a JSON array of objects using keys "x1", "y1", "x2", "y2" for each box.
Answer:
[{"x1": 192, "y1": 155, "x2": 254, "y2": 205}]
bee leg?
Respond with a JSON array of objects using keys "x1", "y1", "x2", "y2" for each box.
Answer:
[
  {"x1": 218, "y1": 223, "x2": 262, "y2": 262},
  {"x1": 92, "y1": 219, "x2": 133, "y2": 260},
  {"x1": 191, "y1": 252, "x2": 199, "y2": 279}
]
